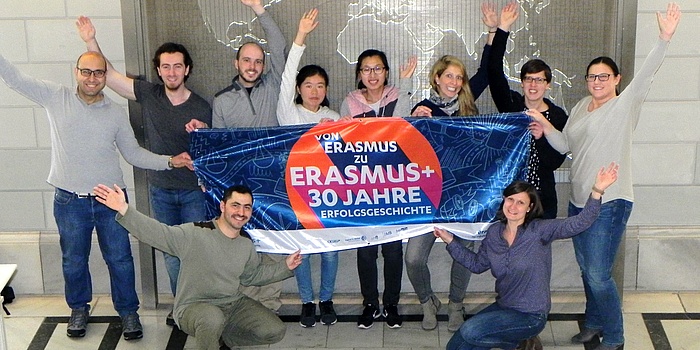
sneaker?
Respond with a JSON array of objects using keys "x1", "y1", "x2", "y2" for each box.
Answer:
[
  {"x1": 319, "y1": 300, "x2": 337, "y2": 325},
  {"x1": 299, "y1": 302, "x2": 316, "y2": 328},
  {"x1": 122, "y1": 312, "x2": 144, "y2": 340},
  {"x1": 357, "y1": 304, "x2": 381, "y2": 329},
  {"x1": 67, "y1": 306, "x2": 90, "y2": 337},
  {"x1": 166, "y1": 309, "x2": 175, "y2": 326},
  {"x1": 383, "y1": 304, "x2": 402, "y2": 329}
]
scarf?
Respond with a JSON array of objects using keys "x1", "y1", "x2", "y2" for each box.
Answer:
[{"x1": 428, "y1": 89, "x2": 460, "y2": 116}]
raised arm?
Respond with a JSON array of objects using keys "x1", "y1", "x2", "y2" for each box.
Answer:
[
  {"x1": 467, "y1": 2, "x2": 498, "y2": 100},
  {"x1": 76, "y1": 16, "x2": 136, "y2": 100},
  {"x1": 243, "y1": 0, "x2": 286, "y2": 83},
  {"x1": 395, "y1": 56, "x2": 417, "y2": 116},
  {"x1": 487, "y1": 3, "x2": 522, "y2": 113},
  {"x1": 277, "y1": 9, "x2": 318, "y2": 125}
]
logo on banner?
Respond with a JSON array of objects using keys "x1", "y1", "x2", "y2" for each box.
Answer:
[{"x1": 285, "y1": 118, "x2": 442, "y2": 229}]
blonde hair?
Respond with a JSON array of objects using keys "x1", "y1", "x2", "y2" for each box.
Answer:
[{"x1": 429, "y1": 55, "x2": 478, "y2": 116}]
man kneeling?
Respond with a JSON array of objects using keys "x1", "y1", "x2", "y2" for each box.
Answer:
[{"x1": 94, "y1": 183, "x2": 301, "y2": 349}]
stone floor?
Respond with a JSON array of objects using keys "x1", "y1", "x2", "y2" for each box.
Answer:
[{"x1": 6, "y1": 291, "x2": 700, "y2": 349}]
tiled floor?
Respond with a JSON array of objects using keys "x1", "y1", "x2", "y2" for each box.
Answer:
[{"x1": 5, "y1": 291, "x2": 700, "y2": 350}]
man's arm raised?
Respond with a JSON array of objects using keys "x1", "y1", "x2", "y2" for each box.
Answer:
[{"x1": 76, "y1": 16, "x2": 136, "y2": 100}]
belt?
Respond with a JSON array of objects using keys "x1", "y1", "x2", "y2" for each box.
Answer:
[{"x1": 75, "y1": 193, "x2": 97, "y2": 198}]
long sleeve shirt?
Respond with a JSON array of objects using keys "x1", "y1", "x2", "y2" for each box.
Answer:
[
  {"x1": 545, "y1": 38, "x2": 669, "y2": 207},
  {"x1": 212, "y1": 11, "x2": 286, "y2": 128},
  {"x1": 0, "y1": 54, "x2": 169, "y2": 194},
  {"x1": 276, "y1": 43, "x2": 340, "y2": 125},
  {"x1": 116, "y1": 206, "x2": 294, "y2": 325},
  {"x1": 446, "y1": 195, "x2": 601, "y2": 315}
]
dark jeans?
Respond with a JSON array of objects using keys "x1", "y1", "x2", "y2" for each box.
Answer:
[
  {"x1": 53, "y1": 188, "x2": 138, "y2": 318},
  {"x1": 149, "y1": 186, "x2": 207, "y2": 295},
  {"x1": 356, "y1": 240, "x2": 403, "y2": 306}
]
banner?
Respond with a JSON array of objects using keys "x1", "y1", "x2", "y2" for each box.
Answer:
[{"x1": 190, "y1": 113, "x2": 530, "y2": 253}]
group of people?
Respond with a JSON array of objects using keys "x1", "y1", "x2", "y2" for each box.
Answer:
[{"x1": 0, "y1": 0, "x2": 681, "y2": 349}]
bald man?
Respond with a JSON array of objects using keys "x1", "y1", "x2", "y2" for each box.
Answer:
[{"x1": 0, "y1": 50, "x2": 192, "y2": 340}]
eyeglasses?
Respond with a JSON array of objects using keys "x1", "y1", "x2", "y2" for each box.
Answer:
[
  {"x1": 360, "y1": 66, "x2": 385, "y2": 75},
  {"x1": 522, "y1": 76, "x2": 547, "y2": 84},
  {"x1": 77, "y1": 68, "x2": 106, "y2": 78},
  {"x1": 584, "y1": 73, "x2": 613, "y2": 82}
]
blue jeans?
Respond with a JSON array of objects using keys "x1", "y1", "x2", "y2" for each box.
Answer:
[
  {"x1": 149, "y1": 186, "x2": 207, "y2": 295},
  {"x1": 406, "y1": 233, "x2": 472, "y2": 303},
  {"x1": 53, "y1": 188, "x2": 138, "y2": 318},
  {"x1": 570, "y1": 199, "x2": 632, "y2": 347},
  {"x1": 447, "y1": 302, "x2": 546, "y2": 350},
  {"x1": 294, "y1": 252, "x2": 339, "y2": 303}
]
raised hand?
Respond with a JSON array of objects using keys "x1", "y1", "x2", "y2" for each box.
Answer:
[
  {"x1": 93, "y1": 184, "x2": 128, "y2": 214},
  {"x1": 481, "y1": 3, "x2": 498, "y2": 30},
  {"x1": 499, "y1": 2, "x2": 519, "y2": 32},
  {"x1": 657, "y1": 2, "x2": 681, "y2": 42},
  {"x1": 75, "y1": 16, "x2": 96, "y2": 43},
  {"x1": 400, "y1": 55, "x2": 418, "y2": 79},
  {"x1": 240, "y1": 0, "x2": 265, "y2": 15},
  {"x1": 298, "y1": 9, "x2": 319, "y2": 35}
]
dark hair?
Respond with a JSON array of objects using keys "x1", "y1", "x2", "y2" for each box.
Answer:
[
  {"x1": 355, "y1": 49, "x2": 390, "y2": 89},
  {"x1": 587, "y1": 56, "x2": 620, "y2": 96},
  {"x1": 520, "y1": 59, "x2": 552, "y2": 83},
  {"x1": 152, "y1": 42, "x2": 193, "y2": 82},
  {"x1": 295, "y1": 64, "x2": 330, "y2": 107},
  {"x1": 236, "y1": 42, "x2": 266, "y2": 65},
  {"x1": 495, "y1": 181, "x2": 543, "y2": 226},
  {"x1": 222, "y1": 184, "x2": 253, "y2": 203}
]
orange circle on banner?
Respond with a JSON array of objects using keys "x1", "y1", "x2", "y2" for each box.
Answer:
[{"x1": 285, "y1": 118, "x2": 442, "y2": 229}]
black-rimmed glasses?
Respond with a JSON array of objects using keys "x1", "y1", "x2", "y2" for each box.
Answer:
[
  {"x1": 360, "y1": 66, "x2": 385, "y2": 75},
  {"x1": 77, "y1": 68, "x2": 106, "y2": 78},
  {"x1": 584, "y1": 73, "x2": 613, "y2": 82}
]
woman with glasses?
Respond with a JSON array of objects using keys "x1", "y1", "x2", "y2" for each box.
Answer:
[
  {"x1": 528, "y1": 4, "x2": 681, "y2": 350},
  {"x1": 488, "y1": 2, "x2": 568, "y2": 220},
  {"x1": 338, "y1": 49, "x2": 416, "y2": 330},
  {"x1": 276, "y1": 9, "x2": 340, "y2": 328},
  {"x1": 339, "y1": 50, "x2": 416, "y2": 118},
  {"x1": 437, "y1": 164, "x2": 618, "y2": 350},
  {"x1": 403, "y1": 3, "x2": 497, "y2": 333}
]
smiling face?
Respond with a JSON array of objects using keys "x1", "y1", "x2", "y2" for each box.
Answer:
[
  {"x1": 297, "y1": 73, "x2": 327, "y2": 112},
  {"x1": 502, "y1": 191, "x2": 532, "y2": 226},
  {"x1": 520, "y1": 71, "x2": 550, "y2": 105},
  {"x1": 435, "y1": 64, "x2": 464, "y2": 99},
  {"x1": 218, "y1": 191, "x2": 253, "y2": 233},
  {"x1": 156, "y1": 52, "x2": 189, "y2": 91},
  {"x1": 75, "y1": 52, "x2": 107, "y2": 104},
  {"x1": 586, "y1": 63, "x2": 621, "y2": 103},
  {"x1": 235, "y1": 43, "x2": 265, "y2": 87},
  {"x1": 358, "y1": 55, "x2": 388, "y2": 92}
]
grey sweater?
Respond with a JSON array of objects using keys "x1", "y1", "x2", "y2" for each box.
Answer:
[
  {"x1": 0, "y1": 54, "x2": 169, "y2": 194},
  {"x1": 212, "y1": 11, "x2": 286, "y2": 128},
  {"x1": 544, "y1": 38, "x2": 670, "y2": 207}
]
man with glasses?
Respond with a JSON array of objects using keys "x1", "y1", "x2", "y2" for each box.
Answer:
[
  {"x1": 0, "y1": 50, "x2": 192, "y2": 340},
  {"x1": 77, "y1": 16, "x2": 212, "y2": 327},
  {"x1": 189, "y1": 0, "x2": 289, "y2": 313}
]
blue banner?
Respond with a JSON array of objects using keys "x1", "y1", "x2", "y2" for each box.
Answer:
[{"x1": 190, "y1": 113, "x2": 530, "y2": 253}]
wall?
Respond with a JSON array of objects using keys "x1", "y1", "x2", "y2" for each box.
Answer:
[{"x1": 0, "y1": 0, "x2": 698, "y2": 296}]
